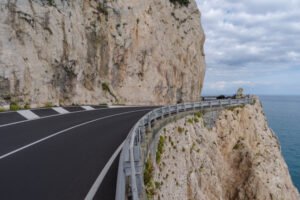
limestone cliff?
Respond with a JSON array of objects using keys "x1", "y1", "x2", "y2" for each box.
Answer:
[
  {"x1": 0, "y1": 0, "x2": 205, "y2": 107},
  {"x1": 150, "y1": 97, "x2": 300, "y2": 200}
]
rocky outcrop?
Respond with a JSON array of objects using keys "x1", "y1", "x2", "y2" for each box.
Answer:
[
  {"x1": 150, "y1": 97, "x2": 300, "y2": 200},
  {"x1": 0, "y1": 0, "x2": 205, "y2": 107}
]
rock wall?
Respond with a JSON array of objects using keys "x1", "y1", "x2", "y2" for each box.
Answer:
[
  {"x1": 0, "y1": 0, "x2": 205, "y2": 107},
  {"x1": 150, "y1": 97, "x2": 300, "y2": 200}
]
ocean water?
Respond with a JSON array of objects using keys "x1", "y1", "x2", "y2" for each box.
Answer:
[{"x1": 259, "y1": 95, "x2": 300, "y2": 191}]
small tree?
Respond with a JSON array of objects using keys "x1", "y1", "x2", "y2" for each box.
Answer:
[{"x1": 236, "y1": 88, "x2": 244, "y2": 99}]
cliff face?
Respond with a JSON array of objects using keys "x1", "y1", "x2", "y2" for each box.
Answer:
[
  {"x1": 0, "y1": 0, "x2": 205, "y2": 107},
  {"x1": 151, "y1": 98, "x2": 300, "y2": 200}
]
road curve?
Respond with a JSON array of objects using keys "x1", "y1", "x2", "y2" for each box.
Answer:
[{"x1": 0, "y1": 107, "x2": 154, "y2": 200}]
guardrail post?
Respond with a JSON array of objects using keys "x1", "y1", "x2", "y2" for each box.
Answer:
[
  {"x1": 219, "y1": 100, "x2": 222, "y2": 108},
  {"x1": 138, "y1": 127, "x2": 142, "y2": 144},
  {"x1": 139, "y1": 122, "x2": 145, "y2": 143},
  {"x1": 153, "y1": 111, "x2": 157, "y2": 124},
  {"x1": 147, "y1": 114, "x2": 151, "y2": 130},
  {"x1": 161, "y1": 107, "x2": 164, "y2": 119},
  {"x1": 168, "y1": 105, "x2": 171, "y2": 116},
  {"x1": 176, "y1": 104, "x2": 179, "y2": 114}
]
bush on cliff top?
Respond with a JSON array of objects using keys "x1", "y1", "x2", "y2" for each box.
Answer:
[{"x1": 170, "y1": 0, "x2": 190, "y2": 7}]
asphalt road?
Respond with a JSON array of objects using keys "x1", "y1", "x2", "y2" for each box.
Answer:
[{"x1": 0, "y1": 107, "x2": 154, "y2": 200}]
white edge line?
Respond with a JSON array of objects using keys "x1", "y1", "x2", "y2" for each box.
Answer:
[
  {"x1": 0, "y1": 109, "x2": 151, "y2": 160},
  {"x1": 85, "y1": 141, "x2": 125, "y2": 200}
]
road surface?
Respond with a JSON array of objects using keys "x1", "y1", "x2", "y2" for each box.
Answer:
[{"x1": 0, "y1": 106, "x2": 154, "y2": 200}]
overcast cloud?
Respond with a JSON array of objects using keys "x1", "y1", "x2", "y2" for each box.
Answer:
[{"x1": 196, "y1": 0, "x2": 300, "y2": 95}]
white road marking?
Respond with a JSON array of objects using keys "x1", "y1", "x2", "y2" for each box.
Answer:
[
  {"x1": 81, "y1": 106, "x2": 95, "y2": 111},
  {"x1": 17, "y1": 110, "x2": 39, "y2": 120},
  {"x1": 0, "y1": 109, "x2": 150, "y2": 160},
  {"x1": 85, "y1": 141, "x2": 124, "y2": 200},
  {"x1": 0, "y1": 108, "x2": 107, "y2": 128},
  {"x1": 52, "y1": 107, "x2": 69, "y2": 114}
]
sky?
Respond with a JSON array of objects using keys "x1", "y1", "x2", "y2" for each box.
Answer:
[{"x1": 196, "y1": 0, "x2": 300, "y2": 95}]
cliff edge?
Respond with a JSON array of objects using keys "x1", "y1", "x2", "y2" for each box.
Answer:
[
  {"x1": 149, "y1": 97, "x2": 300, "y2": 200},
  {"x1": 0, "y1": 0, "x2": 205, "y2": 107}
]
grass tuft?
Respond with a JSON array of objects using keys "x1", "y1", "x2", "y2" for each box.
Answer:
[
  {"x1": 177, "y1": 126, "x2": 184, "y2": 133},
  {"x1": 10, "y1": 102, "x2": 21, "y2": 111},
  {"x1": 144, "y1": 156, "x2": 155, "y2": 198},
  {"x1": 156, "y1": 136, "x2": 165, "y2": 164},
  {"x1": 44, "y1": 102, "x2": 53, "y2": 108}
]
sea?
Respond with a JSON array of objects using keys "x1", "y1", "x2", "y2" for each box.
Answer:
[{"x1": 259, "y1": 95, "x2": 300, "y2": 191}]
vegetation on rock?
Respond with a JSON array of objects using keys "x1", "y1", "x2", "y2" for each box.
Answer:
[
  {"x1": 10, "y1": 102, "x2": 21, "y2": 111},
  {"x1": 144, "y1": 156, "x2": 155, "y2": 198},
  {"x1": 156, "y1": 136, "x2": 165, "y2": 164},
  {"x1": 170, "y1": 0, "x2": 190, "y2": 6}
]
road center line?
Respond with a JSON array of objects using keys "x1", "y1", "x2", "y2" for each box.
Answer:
[
  {"x1": 0, "y1": 109, "x2": 150, "y2": 160},
  {"x1": 85, "y1": 141, "x2": 124, "y2": 200}
]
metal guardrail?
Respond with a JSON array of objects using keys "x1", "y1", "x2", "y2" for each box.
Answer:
[{"x1": 116, "y1": 97, "x2": 254, "y2": 200}]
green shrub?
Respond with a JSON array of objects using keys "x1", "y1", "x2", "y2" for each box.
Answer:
[
  {"x1": 0, "y1": 107, "x2": 6, "y2": 112},
  {"x1": 170, "y1": 0, "x2": 190, "y2": 6},
  {"x1": 177, "y1": 126, "x2": 184, "y2": 133},
  {"x1": 44, "y1": 102, "x2": 53, "y2": 108},
  {"x1": 187, "y1": 118, "x2": 194, "y2": 124},
  {"x1": 97, "y1": 3, "x2": 108, "y2": 16},
  {"x1": 194, "y1": 111, "x2": 202, "y2": 118},
  {"x1": 98, "y1": 103, "x2": 108, "y2": 107},
  {"x1": 102, "y1": 82, "x2": 110, "y2": 92},
  {"x1": 193, "y1": 117, "x2": 199, "y2": 123},
  {"x1": 24, "y1": 103, "x2": 31, "y2": 109},
  {"x1": 47, "y1": 0, "x2": 55, "y2": 6},
  {"x1": 227, "y1": 105, "x2": 245, "y2": 111},
  {"x1": 144, "y1": 157, "x2": 154, "y2": 186},
  {"x1": 10, "y1": 102, "x2": 21, "y2": 111},
  {"x1": 156, "y1": 136, "x2": 165, "y2": 164},
  {"x1": 233, "y1": 142, "x2": 242, "y2": 150},
  {"x1": 154, "y1": 181, "x2": 161, "y2": 190},
  {"x1": 144, "y1": 157, "x2": 155, "y2": 198}
]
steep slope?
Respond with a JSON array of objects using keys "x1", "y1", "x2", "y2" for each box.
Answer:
[
  {"x1": 150, "y1": 97, "x2": 300, "y2": 200},
  {"x1": 0, "y1": 0, "x2": 205, "y2": 107}
]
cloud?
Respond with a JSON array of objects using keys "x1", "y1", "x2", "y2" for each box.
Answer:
[
  {"x1": 196, "y1": 0, "x2": 300, "y2": 95},
  {"x1": 206, "y1": 80, "x2": 271, "y2": 92}
]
